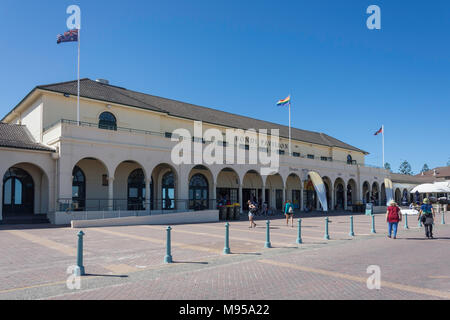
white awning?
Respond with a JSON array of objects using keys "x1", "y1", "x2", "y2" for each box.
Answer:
[{"x1": 411, "y1": 183, "x2": 450, "y2": 194}]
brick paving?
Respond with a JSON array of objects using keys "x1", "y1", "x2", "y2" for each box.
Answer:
[{"x1": 0, "y1": 211, "x2": 448, "y2": 300}]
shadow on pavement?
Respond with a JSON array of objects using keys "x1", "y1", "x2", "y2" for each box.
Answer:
[{"x1": 84, "y1": 274, "x2": 129, "y2": 278}]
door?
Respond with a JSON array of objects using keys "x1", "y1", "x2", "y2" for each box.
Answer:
[{"x1": 2, "y1": 168, "x2": 34, "y2": 216}]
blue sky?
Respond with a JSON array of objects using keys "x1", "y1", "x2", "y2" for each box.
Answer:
[{"x1": 0, "y1": 0, "x2": 449, "y2": 173}]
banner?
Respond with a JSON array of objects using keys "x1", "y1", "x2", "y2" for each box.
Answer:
[{"x1": 308, "y1": 171, "x2": 328, "y2": 212}]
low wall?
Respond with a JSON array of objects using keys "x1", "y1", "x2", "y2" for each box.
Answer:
[{"x1": 70, "y1": 210, "x2": 219, "y2": 228}]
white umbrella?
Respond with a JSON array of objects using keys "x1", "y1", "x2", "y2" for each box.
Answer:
[{"x1": 411, "y1": 183, "x2": 450, "y2": 194}]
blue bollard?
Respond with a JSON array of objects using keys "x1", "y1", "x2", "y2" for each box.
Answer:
[
  {"x1": 371, "y1": 214, "x2": 376, "y2": 234},
  {"x1": 223, "y1": 222, "x2": 231, "y2": 254},
  {"x1": 324, "y1": 217, "x2": 330, "y2": 240},
  {"x1": 418, "y1": 214, "x2": 423, "y2": 228},
  {"x1": 442, "y1": 212, "x2": 446, "y2": 225},
  {"x1": 296, "y1": 219, "x2": 302, "y2": 244},
  {"x1": 349, "y1": 216, "x2": 355, "y2": 237},
  {"x1": 164, "y1": 226, "x2": 173, "y2": 263},
  {"x1": 77, "y1": 231, "x2": 86, "y2": 276},
  {"x1": 265, "y1": 220, "x2": 272, "y2": 248},
  {"x1": 404, "y1": 213, "x2": 409, "y2": 229}
]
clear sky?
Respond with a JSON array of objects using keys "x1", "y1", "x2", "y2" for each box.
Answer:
[{"x1": 0, "y1": 0, "x2": 449, "y2": 173}]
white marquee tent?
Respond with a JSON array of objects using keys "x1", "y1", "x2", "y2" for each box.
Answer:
[{"x1": 411, "y1": 182, "x2": 450, "y2": 194}]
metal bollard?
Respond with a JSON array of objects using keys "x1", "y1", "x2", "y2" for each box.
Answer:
[
  {"x1": 349, "y1": 216, "x2": 355, "y2": 237},
  {"x1": 265, "y1": 220, "x2": 272, "y2": 248},
  {"x1": 164, "y1": 226, "x2": 173, "y2": 263},
  {"x1": 371, "y1": 214, "x2": 376, "y2": 234},
  {"x1": 418, "y1": 214, "x2": 423, "y2": 227},
  {"x1": 404, "y1": 213, "x2": 409, "y2": 229},
  {"x1": 324, "y1": 217, "x2": 330, "y2": 240},
  {"x1": 77, "y1": 231, "x2": 86, "y2": 276},
  {"x1": 296, "y1": 219, "x2": 302, "y2": 244},
  {"x1": 223, "y1": 222, "x2": 231, "y2": 254},
  {"x1": 442, "y1": 211, "x2": 446, "y2": 225}
]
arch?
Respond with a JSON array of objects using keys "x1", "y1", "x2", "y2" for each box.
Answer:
[
  {"x1": 334, "y1": 177, "x2": 346, "y2": 210},
  {"x1": 150, "y1": 163, "x2": 178, "y2": 211},
  {"x1": 303, "y1": 175, "x2": 318, "y2": 211},
  {"x1": 242, "y1": 170, "x2": 264, "y2": 211},
  {"x1": 127, "y1": 168, "x2": 147, "y2": 211},
  {"x1": 216, "y1": 167, "x2": 240, "y2": 205},
  {"x1": 113, "y1": 160, "x2": 149, "y2": 211},
  {"x1": 2, "y1": 167, "x2": 34, "y2": 216},
  {"x1": 189, "y1": 173, "x2": 209, "y2": 210},
  {"x1": 362, "y1": 181, "x2": 371, "y2": 204},
  {"x1": 380, "y1": 183, "x2": 387, "y2": 206},
  {"x1": 372, "y1": 181, "x2": 380, "y2": 206},
  {"x1": 98, "y1": 111, "x2": 117, "y2": 131},
  {"x1": 401, "y1": 188, "x2": 409, "y2": 206},
  {"x1": 286, "y1": 173, "x2": 302, "y2": 210},
  {"x1": 347, "y1": 178, "x2": 357, "y2": 207},
  {"x1": 72, "y1": 157, "x2": 110, "y2": 211},
  {"x1": 265, "y1": 173, "x2": 284, "y2": 211},
  {"x1": 72, "y1": 165, "x2": 86, "y2": 211},
  {"x1": 394, "y1": 188, "x2": 402, "y2": 204}
]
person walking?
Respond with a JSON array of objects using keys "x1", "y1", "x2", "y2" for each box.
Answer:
[
  {"x1": 386, "y1": 200, "x2": 402, "y2": 239},
  {"x1": 284, "y1": 200, "x2": 295, "y2": 227},
  {"x1": 419, "y1": 198, "x2": 435, "y2": 239},
  {"x1": 248, "y1": 200, "x2": 257, "y2": 228}
]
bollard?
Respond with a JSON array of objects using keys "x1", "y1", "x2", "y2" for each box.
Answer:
[
  {"x1": 349, "y1": 216, "x2": 355, "y2": 237},
  {"x1": 418, "y1": 214, "x2": 423, "y2": 227},
  {"x1": 223, "y1": 223, "x2": 231, "y2": 254},
  {"x1": 404, "y1": 213, "x2": 409, "y2": 229},
  {"x1": 296, "y1": 219, "x2": 302, "y2": 244},
  {"x1": 371, "y1": 214, "x2": 376, "y2": 234},
  {"x1": 442, "y1": 211, "x2": 446, "y2": 225},
  {"x1": 77, "y1": 231, "x2": 86, "y2": 276},
  {"x1": 265, "y1": 220, "x2": 272, "y2": 248},
  {"x1": 164, "y1": 226, "x2": 173, "y2": 263},
  {"x1": 324, "y1": 217, "x2": 330, "y2": 240}
]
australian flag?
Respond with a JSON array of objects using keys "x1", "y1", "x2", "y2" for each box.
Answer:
[{"x1": 57, "y1": 29, "x2": 78, "y2": 44}]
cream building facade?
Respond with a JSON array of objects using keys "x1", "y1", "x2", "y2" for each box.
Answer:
[{"x1": 1, "y1": 79, "x2": 400, "y2": 225}]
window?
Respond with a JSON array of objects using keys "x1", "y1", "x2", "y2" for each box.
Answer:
[
  {"x1": 293, "y1": 152, "x2": 300, "y2": 157},
  {"x1": 72, "y1": 166, "x2": 86, "y2": 211},
  {"x1": 278, "y1": 150, "x2": 285, "y2": 155},
  {"x1": 189, "y1": 174, "x2": 209, "y2": 210},
  {"x1": 98, "y1": 112, "x2": 117, "y2": 131},
  {"x1": 307, "y1": 154, "x2": 315, "y2": 159},
  {"x1": 321, "y1": 157, "x2": 329, "y2": 161},
  {"x1": 162, "y1": 172, "x2": 175, "y2": 210},
  {"x1": 128, "y1": 169, "x2": 146, "y2": 211},
  {"x1": 165, "y1": 132, "x2": 172, "y2": 139}
]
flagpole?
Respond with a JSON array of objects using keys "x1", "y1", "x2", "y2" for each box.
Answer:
[
  {"x1": 77, "y1": 28, "x2": 80, "y2": 126},
  {"x1": 288, "y1": 99, "x2": 292, "y2": 156},
  {"x1": 382, "y1": 124, "x2": 385, "y2": 169}
]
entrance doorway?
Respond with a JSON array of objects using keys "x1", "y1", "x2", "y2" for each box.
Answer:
[{"x1": 2, "y1": 168, "x2": 34, "y2": 216}]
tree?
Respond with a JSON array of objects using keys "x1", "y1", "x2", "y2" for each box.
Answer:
[
  {"x1": 398, "y1": 160, "x2": 413, "y2": 175},
  {"x1": 421, "y1": 164, "x2": 430, "y2": 173},
  {"x1": 384, "y1": 162, "x2": 392, "y2": 172}
]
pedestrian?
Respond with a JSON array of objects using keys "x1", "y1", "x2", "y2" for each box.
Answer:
[
  {"x1": 284, "y1": 200, "x2": 295, "y2": 227},
  {"x1": 419, "y1": 198, "x2": 435, "y2": 239},
  {"x1": 386, "y1": 200, "x2": 402, "y2": 239},
  {"x1": 248, "y1": 200, "x2": 257, "y2": 228}
]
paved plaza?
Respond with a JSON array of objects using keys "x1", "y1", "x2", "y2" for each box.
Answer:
[{"x1": 0, "y1": 211, "x2": 449, "y2": 300}]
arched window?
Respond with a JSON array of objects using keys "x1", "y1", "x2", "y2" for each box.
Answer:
[
  {"x1": 72, "y1": 166, "x2": 86, "y2": 211},
  {"x1": 162, "y1": 172, "x2": 175, "y2": 210},
  {"x1": 2, "y1": 167, "x2": 34, "y2": 216},
  {"x1": 98, "y1": 112, "x2": 117, "y2": 131},
  {"x1": 189, "y1": 174, "x2": 209, "y2": 210},
  {"x1": 127, "y1": 169, "x2": 146, "y2": 211}
]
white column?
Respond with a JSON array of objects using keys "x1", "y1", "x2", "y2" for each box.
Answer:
[
  {"x1": 108, "y1": 177, "x2": 114, "y2": 211},
  {"x1": 239, "y1": 185, "x2": 243, "y2": 213},
  {"x1": 145, "y1": 178, "x2": 151, "y2": 214},
  {"x1": 331, "y1": 186, "x2": 335, "y2": 211},
  {"x1": 212, "y1": 183, "x2": 217, "y2": 209},
  {"x1": 300, "y1": 186, "x2": 305, "y2": 211},
  {"x1": 344, "y1": 183, "x2": 348, "y2": 211},
  {"x1": 262, "y1": 183, "x2": 266, "y2": 204}
]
